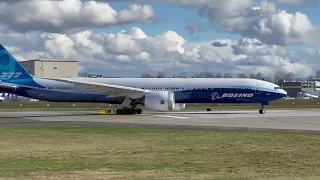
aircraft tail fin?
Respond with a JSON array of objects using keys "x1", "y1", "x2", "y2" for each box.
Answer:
[{"x1": 0, "y1": 44, "x2": 33, "y2": 82}]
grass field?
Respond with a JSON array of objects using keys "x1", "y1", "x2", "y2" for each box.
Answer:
[
  {"x1": 0, "y1": 99, "x2": 320, "y2": 111},
  {"x1": 1, "y1": 126, "x2": 320, "y2": 180}
]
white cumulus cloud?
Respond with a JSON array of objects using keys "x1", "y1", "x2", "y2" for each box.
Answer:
[
  {"x1": 199, "y1": 0, "x2": 320, "y2": 46},
  {"x1": 112, "y1": 0, "x2": 320, "y2": 46},
  {"x1": 0, "y1": 0, "x2": 156, "y2": 33},
  {"x1": 274, "y1": 0, "x2": 317, "y2": 5},
  {"x1": 0, "y1": 27, "x2": 314, "y2": 77}
]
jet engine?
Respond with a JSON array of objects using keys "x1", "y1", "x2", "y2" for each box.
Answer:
[{"x1": 144, "y1": 91, "x2": 175, "y2": 111}]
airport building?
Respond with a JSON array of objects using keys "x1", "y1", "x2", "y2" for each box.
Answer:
[
  {"x1": 282, "y1": 81, "x2": 303, "y2": 97},
  {"x1": 1, "y1": 60, "x2": 79, "y2": 101},
  {"x1": 20, "y1": 59, "x2": 79, "y2": 78},
  {"x1": 282, "y1": 81, "x2": 320, "y2": 98}
]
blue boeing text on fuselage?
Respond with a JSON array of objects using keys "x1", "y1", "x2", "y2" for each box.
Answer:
[{"x1": 0, "y1": 44, "x2": 287, "y2": 108}]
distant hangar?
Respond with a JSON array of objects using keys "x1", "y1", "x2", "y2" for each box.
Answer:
[
  {"x1": 20, "y1": 59, "x2": 79, "y2": 78},
  {"x1": 3, "y1": 59, "x2": 79, "y2": 101}
]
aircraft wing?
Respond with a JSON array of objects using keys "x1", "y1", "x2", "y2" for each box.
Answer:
[{"x1": 50, "y1": 79, "x2": 149, "y2": 99}]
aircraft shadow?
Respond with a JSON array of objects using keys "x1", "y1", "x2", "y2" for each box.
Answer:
[
  {"x1": 159, "y1": 112, "x2": 251, "y2": 115},
  {"x1": 0, "y1": 113, "x2": 156, "y2": 118},
  {"x1": 0, "y1": 113, "x2": 100, "y2": 119},
  {"x1": 0, "y1": 112, "x2": 252, "y2": 119}
]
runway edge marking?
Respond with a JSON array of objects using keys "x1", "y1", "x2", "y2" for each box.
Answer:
[{"x1": 153, "y1": 115, "x2": 190, "y2": 119}]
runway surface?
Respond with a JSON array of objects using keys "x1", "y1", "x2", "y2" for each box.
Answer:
[{"x1": 0, "y1": 109, "x2": 320, "y2": 134}]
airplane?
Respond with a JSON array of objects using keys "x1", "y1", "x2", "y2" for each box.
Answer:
[
  {"x1": 0, "y1": 44, "x2": 287, "y2": 115},
  {"x1": 296, "y1": 92, "x2": 319, "y2": 99}
]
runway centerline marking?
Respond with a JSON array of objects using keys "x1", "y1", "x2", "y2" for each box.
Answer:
[{"x1": 153, "y1": 115, "x2": 190, "y2": 119}]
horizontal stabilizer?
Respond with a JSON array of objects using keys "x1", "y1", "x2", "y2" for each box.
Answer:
[{"x1": 0, "y1": 82, "x2": 18, "y2": 89}]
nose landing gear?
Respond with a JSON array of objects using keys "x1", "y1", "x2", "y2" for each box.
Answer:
[
  {"x1": 259, "y1": 104, "x2": 266, "y2": 114},
  {"x1": 259, "y1": 108, "x2": 265, "y2": 114}
]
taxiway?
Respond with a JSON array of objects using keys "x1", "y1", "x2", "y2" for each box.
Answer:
[{"x1": 0, "y1": 110, "x2": 320, "y2": 134}]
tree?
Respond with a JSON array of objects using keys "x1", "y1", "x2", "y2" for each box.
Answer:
[
  {"x1": 205, "y1": 72, "x2": 215, "y2": 78},
  {"x1": 202, "y1": 72, "x2": 215, "y2": 78},
  {"x1": 141, "y1": 73, "x2": 154, "y2": 78},
  {"x1": 307, "y1": 75, "x2": 314, "y2": 81},
  {"x1": 249, "y1": 73, "x2": 256, "y2": 79},
  {"x1": 249, "y1": 72, "x2": 263, "y2": 79},
  {"x1": 283, "y1": 72, "x2": 294, "y2": 81},
  {"x1": 274, "y1": 71, "x2": 295, "y2": 85},
  {"x1": 274, "y1": 71, "x2": 284, "y2": 85},
  {"x1": 193, "y1": 73, "x2": 200, "y2": 78},
  {"x1": 264, "y1": 76, "x2": 273, "y2": 83},
  {"x1": 194, "y1": 72, "x2": 215, "y2": 78},
  {"x1": 223, "y1": 73, "x2": 233, "y2": 78},
  {"x1": 237, "y1": 73, "x2": 247, "y2": 78},
  {"x1": 315, "y1": 70, "x2": 320, "y2": 79},
  {"x1": 255, "y1": 72, "x2": 262, "y2": 80},
  {"x1": 215, "y1": 72, "x2": 222, "y2": 78},
  {"x1": 178, "y1": 72, "x2": 187, "y2": 78},
  {"x1": 157, "y1": 71, "x2": 166, "y2": 78}
]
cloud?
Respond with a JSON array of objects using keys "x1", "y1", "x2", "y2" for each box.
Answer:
[
  {"x1": 184, "y1": 20, "x2": 207, "y2": 34},
  {"x1": 273, "y1": 0, "x2": 317, "y2": 5},
  {"x1": 289, "y1": 47, "x2": 320, "y2": 68},
  {"x1": 212, "y1": 42, "x2": 229, "y2": 47},
  {"x1": 110, "y1": 0, "x2": 320, "y2": 46},
  {"x1": 198, "y1": 0, "x2": 320, "y2": 46},
  {"x1": 1, "y1": 0, "x2": 319, "y2": 46},
  {"x1": 0, "y1": 26, "x2": 313, "y2": 77},
  {"x1": 231, "y1": 38, "x2": 289, "y2": 57},
  {"x1": 41, "y1": 33, "x2": 75, "y2": 58},
  {"x1": 224, "y1": 38, "x2": 310, "y2": 75},
  {"x1": 0, "y1": 0, "x2": 156, "y2": 33},
  {"x1": 0, "y1": 0, "x2": 316, "y2": 78}
]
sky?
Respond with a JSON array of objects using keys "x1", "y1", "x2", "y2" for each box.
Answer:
[{"x1": 0, "y1": 0, "x2": 319, "y2": 78}]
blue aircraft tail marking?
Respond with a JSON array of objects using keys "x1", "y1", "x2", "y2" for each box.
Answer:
[{"x1": 0, "y1": 44, "x2": 42, "y2": 87}]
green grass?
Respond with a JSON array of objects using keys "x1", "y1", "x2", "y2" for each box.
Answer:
[{"x1": 1, "y1": 126, "x2": 320, "y2": 179}]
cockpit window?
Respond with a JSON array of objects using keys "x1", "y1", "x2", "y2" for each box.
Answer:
[{"x1": 274, "y1": 87, "x2": 279, "y2": 90}]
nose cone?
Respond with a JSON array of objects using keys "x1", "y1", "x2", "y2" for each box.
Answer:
[{"x1": 278, "y1": 89, "x2": 287, "y2": 98}]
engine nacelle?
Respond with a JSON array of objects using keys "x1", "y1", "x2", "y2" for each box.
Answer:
[
  {"x1": 144, "y1": 91, "x2": 175, "y2": 111},
  {"x1": 173, "y1": 103, "x2": 186, "y2": 110}
]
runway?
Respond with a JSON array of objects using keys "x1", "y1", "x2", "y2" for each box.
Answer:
[{"x1": 0, "y1": 109, "x2": 320, "y2": 134}]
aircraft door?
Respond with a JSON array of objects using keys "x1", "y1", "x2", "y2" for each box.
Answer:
[
  {"x1": 255, "y1": 84, "x2": 261, "y2": 94},
  {"x1": 184, "y1": 82, "x2": 192, "y2": 95}
]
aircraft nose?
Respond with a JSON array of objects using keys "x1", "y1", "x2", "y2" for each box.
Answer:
[{"x1": 279, "y1": 89, "x2": 287, "y2": 97}]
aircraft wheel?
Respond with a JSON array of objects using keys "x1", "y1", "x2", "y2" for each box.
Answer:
[
  {"x1": 129, "y1": 108, "x2": 137, "y2": 114},
  {"x1": 259, "y1": 109, "x2": 265, "y2": 114},
  {"x1": 116, "y1": 109, "x2": 123, "y2": 115},
  {"x1": 136, "y1": 109, "x2": 142, "y2": 114},
  {"x1": 122, "y1": 108, "x2": 130, "y2": 114},
  {"x1": 117, "y1": 107, "x2": 140, "y2": 115}
]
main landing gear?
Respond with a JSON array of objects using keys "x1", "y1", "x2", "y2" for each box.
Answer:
[
  {"x1": 115, "y1": 97, "x2": 143, "y2": 115},
  {"x1": 116, "y1": 107, "x2": 142, "y2": 115}
]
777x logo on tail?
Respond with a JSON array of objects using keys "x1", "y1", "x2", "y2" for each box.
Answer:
[
  {"x1": 1, "y1": 72, "x2": 23, "y2": 78},
  {"x1": 211, "y1": 92, "x2": 254, "y2": 100}
]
